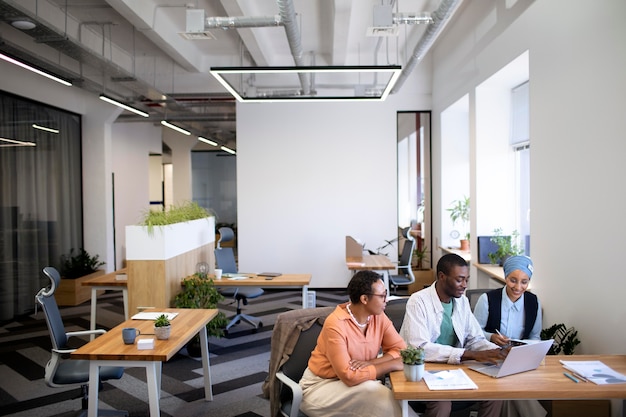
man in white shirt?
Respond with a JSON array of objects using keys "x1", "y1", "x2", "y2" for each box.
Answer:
[{"x1": 400, "y1": 253, "x2": 505, "y2": 417}]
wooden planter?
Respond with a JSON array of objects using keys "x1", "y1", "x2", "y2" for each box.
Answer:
[
  {"x1": 56, "y1": 269, "x2": 105, "y2": 306},
  {"x1": 125, "y1": 216, "x2": 215, "y2": 315}
]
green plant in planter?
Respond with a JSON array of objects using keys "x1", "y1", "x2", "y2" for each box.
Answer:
[
  {"x1": 487, "y1": 228, "x2": 524, "y2": 265},
  {"x1": 60, "y1": 248, "x2": 105, "y2": 279},
  {"x1": 174, "y1": 273, "x2": 228, "y2": 338},
  {"x1": 154, "y1": 314, "x2": 171, "y2": 327},
  {"x1": 140, "y1": 201, "x2": 215, "y2": 235},
  {"x1": 541, "y1": 323, "x2": 581, "y2": 355},
  {"x1": 412, "y1": 245, "x2": 429, "y2": 270},
  {"x1": 447, "y1": 196, "x2": 470, "y2": 241},
  {"x1": 400, "y1": 345, "x2": 425, "y2": 365}
]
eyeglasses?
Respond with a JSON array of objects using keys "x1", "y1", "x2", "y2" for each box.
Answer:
[{"x1": 366, "y1": 291, "x2": 388, "y2": 301}]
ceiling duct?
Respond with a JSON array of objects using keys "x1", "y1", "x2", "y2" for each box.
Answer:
[{"x1": 391, "y1": 0, "x2": 464, "y2": 94}]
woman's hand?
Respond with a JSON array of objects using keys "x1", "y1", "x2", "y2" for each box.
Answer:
[
  {"x1": 490, "y1": 333, "x2": 510, "y2": 347},
  {"x1": 348, "y1": 359, "x2": 372, "y2": 371}
]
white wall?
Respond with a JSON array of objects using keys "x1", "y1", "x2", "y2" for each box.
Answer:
[
  {"x1": 236, "y1": 70, "x2": 431, "y2": 288},
  {"x1": 431, "y1": 0, "x2": 626, "y2": 355}
]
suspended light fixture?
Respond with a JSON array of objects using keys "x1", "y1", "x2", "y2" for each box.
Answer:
[
  {"x1": 161, "y1": 120, "x2": 191, "y2": 135},
  {"x1": 0, "y1": 53, "x2": 72, "y2": 86},
  {"x1": 198, "y1": 136, "x2": 218, "y2": 146},
  {"x1": 99, "y1": 95, "x2": 149, "y2": 118},
  {"x1": 220, "y1": 146, "x2": 236, "y2": 155},
  {"x1": 32, "y1": 124, "x2": 59, "y2": 134}
]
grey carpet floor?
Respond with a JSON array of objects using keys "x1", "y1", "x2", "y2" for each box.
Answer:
[{"x1": 0, "y1": 288, "x2": 347, "y2": 417}]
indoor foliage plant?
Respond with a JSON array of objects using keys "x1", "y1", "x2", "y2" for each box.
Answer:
[
  {"x1": 153, "y1": 314, "x2": 171, "y2": 340},
  {"x1": 487, "y1": 228, "x2": 524, "y2": 266},
  {"x1": 447, "y1": 196, "x2": 470, "y2": 250},
  {"x1": 139, "y1": 201, "x2": 214, "y2": 235},
  {"x1": 400, "y1": 345, "x2": 425, "y2": 382},
  {"x1": 60, "y1": 248, "x2": 105, "y2": 279},
  {"x1": 174, "y1": 272, "x2": 228, "y2": 356},
  {"x1": 541, "y1": 323, "x2": 581, "y2": 355}
]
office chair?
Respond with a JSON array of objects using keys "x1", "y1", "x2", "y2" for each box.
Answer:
[
  {"x1": 389, "y1": 227, "x2": 416, "y2": 294},
  {"x1": 464, "y1": 288, "x2": 491, "y2": 312},
  {"x1": 36, "y1": 266, "x2": 127, "y2": 417},
  {"x1": 214, "y1": 227, "x2": 264, "y2": 331}
]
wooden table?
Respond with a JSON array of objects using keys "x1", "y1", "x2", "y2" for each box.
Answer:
[
  {"x1": 82, "y1": 268, "x2": 129, "y2": 339},
  {"x1": 474, "y1": 262, "x2": 505, "y2": 284},
  {"x1": 72, "y1": 308, "x2": 218, "y2": 417},
  {"x1": 390, "y1": 355, "x2": 626, "y2": 417},
  {"x1": 346, "y1": 254, "x2": 395, "y2": 293},
  {"x1": 212, "y1": 273, "x2": 312, "y2": 308}
]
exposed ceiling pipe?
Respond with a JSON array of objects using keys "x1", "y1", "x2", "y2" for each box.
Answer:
[
  {"x1": 276, "y1": 0, "x2": 310, "y2": 95},
  {"x1": 205, "y1": 15, "x2": 282, "y2": 29},
  {"x1": 390, "y1": 0, "x2": 464, "y2": 94}
]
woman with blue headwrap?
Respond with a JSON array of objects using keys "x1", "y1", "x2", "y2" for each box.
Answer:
[{"x1": 473, "y1": 255, "x2": 546, "y2": 417}]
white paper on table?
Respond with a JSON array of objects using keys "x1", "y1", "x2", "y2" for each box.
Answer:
[
  {"x1": 560, "y1": 360, "x2": 626, "y2": 385},
  {"x1": 131, "y1": 312, "x2": 179, "y2": 321},
  {"x1": 422, "y1": 369, "x2": 478, "y2": 390}
]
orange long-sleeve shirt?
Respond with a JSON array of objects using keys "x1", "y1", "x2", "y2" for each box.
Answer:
[{"x1": 307, "y1": 303, "x2": 406, "y2": 386}]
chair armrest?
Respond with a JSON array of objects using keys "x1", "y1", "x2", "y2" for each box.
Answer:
[
  {"x1": 276, "y1": 370, "x2": 303, "y2": 417},
  {"x1": 52, "y1": 347, "x2": 77, "y2": 354},
  {"x1": 66, "y1": 329, "x2": 106, "y2": 338}
]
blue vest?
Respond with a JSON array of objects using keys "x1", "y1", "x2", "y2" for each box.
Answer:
[{"x1": 484, "y1": 289, "x2": 538, "y2": 340}]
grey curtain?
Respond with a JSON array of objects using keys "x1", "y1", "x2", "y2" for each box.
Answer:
[{"x1": 0, "y1": 91, "x2": 82, "y2": 320}]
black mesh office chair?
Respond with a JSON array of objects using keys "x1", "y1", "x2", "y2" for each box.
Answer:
[
  {"x1": 389, "y1": 227, "x2": 416, "y2": 294},
  {"x1": 37, "y1": 266, "x2": 127, "y2": 417},
  {"x1": 214, "y1": 227, "x2": 264, "y2": 331}
]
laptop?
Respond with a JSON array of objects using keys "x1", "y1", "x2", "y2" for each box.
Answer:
[{"x1": 467, "y1": 339, "x2": 553, "y2": 378}]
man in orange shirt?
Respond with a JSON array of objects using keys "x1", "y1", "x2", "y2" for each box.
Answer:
[{"x1": 299, "y1": 270, "x2": 406, "y2": 417}]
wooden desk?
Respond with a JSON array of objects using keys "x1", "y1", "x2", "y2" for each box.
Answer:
[
  {"x1": 390, "y1": 355, "x2": 626, "y2": 417},
  {"x1": 213, "y1": 273, "x2": 312, "y2": 308},
  {"x1": 474, "y1": 262, "x2": 505, "y2": 284},
  {"x1": 440, "y1": 246, "x2": 471, "y2": 261},
  {"x1": 72, "y1": 308, "x2": 218, "y2": 417},
  {"x1": 82, "y1": 268, "x2": 129, "y2": 339},
  {"x1": 346, "y1": 254, "x2": 395, "y2": 293}
]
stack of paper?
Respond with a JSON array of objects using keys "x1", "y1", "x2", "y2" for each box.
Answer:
[
  {"x1": 560, "y1": 360, "x2": 626, "y2": 385},
  {"x1": 422, "y1": 369, "x2": 478, "y2": 390}
]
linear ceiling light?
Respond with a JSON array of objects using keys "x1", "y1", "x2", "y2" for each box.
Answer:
[
  {"x1": 0, "y1": 137, "x2": 36, "y2": 147},
  {"x1": 160, "y1": 120, "x2": 191, "y2": 135},
  {"x1": 99, "y1": 95, "x2": 149, "y2": 118},
  {"x1": 32, "y1": 124, "x2": 59, "y2": 134},
  {"x1": 210, "y1": 66, "x2": 402, "y2": 102},
  {"x1": 0, "y1": 53, "x2": 72, "y2": 86},
  {"x1": 198, "y1": 136, "x2": 218, "y2": 146},
  {"x1": 220, "y1": 146, "x2": 236, "y2": 155}
]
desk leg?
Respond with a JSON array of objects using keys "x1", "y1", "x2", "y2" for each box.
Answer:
[
  {"x1": 401, "y1": 399, "x2": 409, "y2": 417},
  {"x1": 382, "y1": 271, "x2": 390, "y2": 295},
  {"x1": 87, "y1": 362, "x2": 101, "y2": 417},
  {"x1": 199, "y1": 326, "x2": 213, "y2": 401},
  {"x1": 90, "y1": 288, "x2": 98, "y2": 341},
  {"x1": 145, "y1": 361, "x2": 160, "y2": 416},
  {"x1": 302, "y1": 285, "x2": 309, "y2": 309},
  {"x1": 122, "y1": 288, "x2": 129, "y2": 320}
]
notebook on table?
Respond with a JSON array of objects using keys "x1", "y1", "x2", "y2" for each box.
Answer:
[{"x1": 467, "y1": 339, "x2": 553, "y2": 378}]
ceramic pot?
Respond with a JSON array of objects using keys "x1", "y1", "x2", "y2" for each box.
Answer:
[
  {"x1": 404, "y1": 363, "x2": 425, "y2": 382},
  {"x1": 154, "y1": 325, "x2": 171, "y2": 340}
]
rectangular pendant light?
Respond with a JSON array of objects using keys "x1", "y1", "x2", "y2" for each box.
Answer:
[{"x1": 198, "y1": 136, "x2": 218, "y2": 146}]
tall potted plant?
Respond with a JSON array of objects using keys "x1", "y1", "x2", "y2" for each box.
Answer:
[
  {"x1": 447, "y1": 196, "x2": 470, "y2": 250},
  {"x1": 57, "y1": 248, "x2": 106, "y2": 306}
]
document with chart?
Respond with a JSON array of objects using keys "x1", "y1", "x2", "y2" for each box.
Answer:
[
  {"x1": 422, "y1": 369, "x2": 478, "y2": 390},
  {"x1": 560, "y1": 360, "x2": 626, "y2": 385}
]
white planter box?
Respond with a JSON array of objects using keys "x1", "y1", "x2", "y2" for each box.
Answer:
[{"x1": 125, "y1": 216, "x2": 215, "y2": 260}]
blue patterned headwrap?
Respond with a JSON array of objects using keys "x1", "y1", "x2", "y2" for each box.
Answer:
[{"x1": 503, "y1": 255, "x2": 534, "y2": 279}]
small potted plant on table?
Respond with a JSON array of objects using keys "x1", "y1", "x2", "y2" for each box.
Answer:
[
  {"x1": 154, "y1": 314, "x2": 171, "y2": 340},
  {"x1": 400, "y1": 345, "x2": 425, "y2": 382}
]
